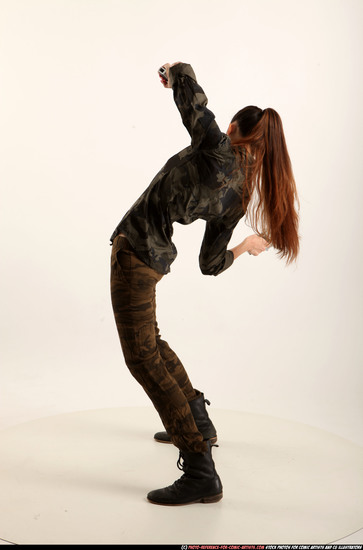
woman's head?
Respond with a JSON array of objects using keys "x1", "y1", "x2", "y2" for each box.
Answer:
[
  {"x1": 229, "y1": 106, "x2": 300, "y2": 264},
  {"x1": 229, "y1": 105, "x2": 264, "y2": 140}
]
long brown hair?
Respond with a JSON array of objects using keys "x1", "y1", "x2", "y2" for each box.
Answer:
[{"x1": 231, "y1": 106, "x2": 300, "y2": 263}]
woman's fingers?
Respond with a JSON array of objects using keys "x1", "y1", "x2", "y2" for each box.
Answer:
[{"x1": 158, "y1": 63, "x2": 172, "y2": 88}]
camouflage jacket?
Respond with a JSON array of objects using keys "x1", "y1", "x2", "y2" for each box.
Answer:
[{"x1": 110, "y1": 63, "x2": 247, "y2": 275}]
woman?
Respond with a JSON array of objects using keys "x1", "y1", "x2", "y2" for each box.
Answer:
[{"x1": 110, "y1": 62, "x2": 299, "y2": 506}]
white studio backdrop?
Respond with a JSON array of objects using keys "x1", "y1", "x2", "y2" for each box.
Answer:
[{"x1": 0, "y1": 0, "x2": 362, "y2": 444}]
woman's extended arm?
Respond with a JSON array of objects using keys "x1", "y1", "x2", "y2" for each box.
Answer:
[
  {"x1": 159, "y1": 62, "x2": 222, "y2": 150},
  {"x1": 230, "y1": 235, "x2": 270, "y2": 260}
]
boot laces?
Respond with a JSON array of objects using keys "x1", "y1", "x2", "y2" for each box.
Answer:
[
  {"x1": 177, "y1": 442, "x2": 218, "y2": 472},
  {"x1": 177, "y1": 451, "x2": 185, "y2": 471}
]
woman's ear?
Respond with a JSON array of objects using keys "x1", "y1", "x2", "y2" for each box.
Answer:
[{"x1": 227, "y1": 121, "x2": 237, "y2": 137}]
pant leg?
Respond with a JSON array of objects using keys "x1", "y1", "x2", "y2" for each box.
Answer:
[
  {"x1": 110, "y1": 235, "x2": 206, "y2": 454},
  {"x1": 154, "y1": 320, "x2": 197, "y2": 402}
]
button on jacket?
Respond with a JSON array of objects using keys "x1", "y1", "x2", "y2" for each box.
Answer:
[{"x1": 110, "y1": 63, "x2": 248, "y2": 276}]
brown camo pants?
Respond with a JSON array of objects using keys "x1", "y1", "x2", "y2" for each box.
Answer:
[{"x1": 110, "y1": 235, "x2": 207, "y2": 454}]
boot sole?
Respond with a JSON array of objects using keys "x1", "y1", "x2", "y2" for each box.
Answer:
[
  {"x1": 147, "y1": 491, "x2": 223, "y2": 506},
  {"x1": 154, "y1": 436, "x2": 218, "y2": 445}
]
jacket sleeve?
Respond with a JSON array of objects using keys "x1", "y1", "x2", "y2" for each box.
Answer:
[
  {"x1": 168, "y1": 63, "x2": 223, "y2": 150},
  {"x1": 199, "y1": 219, "x2": 236, "y2": 276}
]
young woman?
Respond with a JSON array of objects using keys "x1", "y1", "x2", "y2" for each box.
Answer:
[{"x1": 110, "y1": 62, "x2": 299, "y2": 506}]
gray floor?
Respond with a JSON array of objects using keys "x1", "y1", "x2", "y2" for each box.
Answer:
[{"x1": 0, "y1": 407, "x2": 362, "y2": 545}]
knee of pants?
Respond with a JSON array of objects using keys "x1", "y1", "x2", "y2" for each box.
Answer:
[{"x1": 119, "y1": 322, "x2": 158, "y2": 367}]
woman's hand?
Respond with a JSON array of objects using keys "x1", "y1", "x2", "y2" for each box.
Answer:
[
  {"x1": 231, "y1": 234, "x2": 270, "y2": 260},
  {"x1": 158, "y1": 62, "x2": 182, "y2": 88},
  {"x1": 244, "y1": 234, "x2": 270, "y2": 256}
]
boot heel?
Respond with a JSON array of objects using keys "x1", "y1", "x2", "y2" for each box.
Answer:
[{"x1": 201, "y1": 492, "x2": 223, "y2": 504}]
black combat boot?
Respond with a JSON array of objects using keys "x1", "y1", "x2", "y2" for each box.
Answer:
[
  {"x1": 147, "y1": 441, "x2": 223, "y2": 505},
  {"x1": 153, "y1": 390, "x2": 218, "y2": 444}
]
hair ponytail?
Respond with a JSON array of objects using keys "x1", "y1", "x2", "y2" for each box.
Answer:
[{"x1": 231, "y1": 106, "x2": 300, "y2": 263}]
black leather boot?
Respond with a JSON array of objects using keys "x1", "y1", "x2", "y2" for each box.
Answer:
[
  {"x1": 147, "y1": 441, "x2": 223, "y2": 505},
  {"x1": 153, "y1": 391, "x2": 218, "y2": 444}
]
